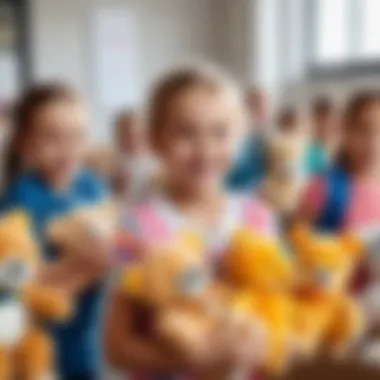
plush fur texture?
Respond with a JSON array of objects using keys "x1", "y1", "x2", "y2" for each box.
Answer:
[
  {"x1": 224, "y1": 228, "x2": 296, "y2": 374},
  {"x1": 290, "y1": 225, "x2": 364, "y2": 358},
  {"x1": 47, "y1": 201, "x2": 118, "y2": 253},
  {"x1": 119, "y1": 232, "x2": 258, "y2": 380},
  {"x1": 0, "y1": 211, "x2": 72, "y2": 380}
]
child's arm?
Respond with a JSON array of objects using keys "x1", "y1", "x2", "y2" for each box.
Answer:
[
  {"x1": 104, "y1": 288, "x2": 192, "y2": 373},
  {"x1": 38, "y1": 241, "x2": 111, "y2": 294},
  {"x1": 104, "y1": 288, "x2": 266, "y2": 375}
]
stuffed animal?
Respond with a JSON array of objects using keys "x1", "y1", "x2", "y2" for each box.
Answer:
[
  {"x1": 224, "y1": 228, "x2": 296, "y2": 374},
  {"x1": 119, "y1": 231, "x2": 259, "y2": 380},
  {"x1": 289, "y1": 224, "x2": 365, "y2": 358},
  {"x1": 261, "y1": 132, "x2": 307, "y2": 215},
  {"x1": 47, "y1": 201, "x2": 118, "y2": 256},
  {"x1": 0, "y1": 210, "x2": 73, "y2": 380}
]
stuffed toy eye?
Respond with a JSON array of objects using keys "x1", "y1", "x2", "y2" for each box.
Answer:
[{"x1": 177, "y1": 267, "x2": 209, "y2": 296}]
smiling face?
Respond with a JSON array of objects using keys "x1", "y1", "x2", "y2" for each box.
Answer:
[
  {"x1": 0, "y1": 212, "x2": 38, "y2": 291},
  {"x1": 153, "y1": 84, "x2": 245, "y2": 197}
]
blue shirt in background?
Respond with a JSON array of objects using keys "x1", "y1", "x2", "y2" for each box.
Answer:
[
  {"x1": 305, "y1": 142, "x2": 330, "y2": 176},
  {"x1": 227, "y1": 132, "x2": 267, "y2": 191},
  {"x1": 0, "y1": 170, "x2": 108, "y2": 379}
]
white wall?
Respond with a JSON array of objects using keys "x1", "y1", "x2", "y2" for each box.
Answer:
[{"x1": 29, "y1": 0, "x2": 234, "y2": 141}]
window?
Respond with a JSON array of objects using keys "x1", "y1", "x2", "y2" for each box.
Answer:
[
  {"x1": 255, "y1": 0, "x2": 380, "y2": 91},
  {"x1": 315, "y1": 0, "x2": 350, "y2": 64},
  {"x1": 359, "y1": 0, "x2": 380, "y2": 59},
  {"x1": 313, "y1": 0, "x2": 380, "y2": 65}
]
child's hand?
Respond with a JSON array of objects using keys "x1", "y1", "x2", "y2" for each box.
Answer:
[
  {"x1": 198, "y1": 317, "x2": 268, "y2": 372},
  {"x1": 72, "y1": 233, "x2": 113, "y2": 277}
]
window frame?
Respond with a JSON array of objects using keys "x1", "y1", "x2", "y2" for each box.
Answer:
[{"x1": 305, "y1": 0, "x2": 380, "y2": 80}]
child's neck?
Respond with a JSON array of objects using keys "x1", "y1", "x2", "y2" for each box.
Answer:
[{"x1": 164, "y1": 183, "x2": 226, "y2": 215}]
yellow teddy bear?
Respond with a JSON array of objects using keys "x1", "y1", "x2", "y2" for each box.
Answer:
[
  {"x1": 119, "y1": 232, "x2": 259, "y2": 380},
  {"x1": 0, "y1": 211, "x2": 73, "y2": 380},
  {"x1": 224, "y1": 228, "x2": 296, "y2": 374},
  {"x1": 289, "y1": 224, "x2": 365, "y2": 358}
]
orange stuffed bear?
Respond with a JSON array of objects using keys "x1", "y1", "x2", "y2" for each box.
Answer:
[
  {"x1": 289, "y1": 224, "x2": 365, "y2": 358},
  {"x1": 119, "y1": 231, "x2": 259, "y2": 380},
  {"x1": 0, "y1": 211, "x2": 72, "y2": 380},
  {"x1": 224, "y1": 228, "x2": 296, "y2": 374}
]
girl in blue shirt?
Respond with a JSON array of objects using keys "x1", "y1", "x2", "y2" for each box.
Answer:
[{"x1": 1, "y1": 83, "x2": 109, "y2": 380}]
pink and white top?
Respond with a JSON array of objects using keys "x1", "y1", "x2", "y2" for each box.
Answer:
[
  {"x1": 302, "y1": 176, "x2": 380, "y2": 230},
  {"x1": 118, "y1": 194, "x2": 277, "y2": 380},
  {"x1": 302, "y1": 176, "x2": 380, "y2": 293}
]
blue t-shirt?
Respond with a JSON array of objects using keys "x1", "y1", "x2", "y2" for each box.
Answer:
[
  {"x1": 305, "y1": 142, "x2": 330, "y2": 176},
  {"x1": 227, "y1": 132, "x2": 267, "y2": 191},
  {"x1": 0, "y1": 170, "x2": 108, "y2": 378}
]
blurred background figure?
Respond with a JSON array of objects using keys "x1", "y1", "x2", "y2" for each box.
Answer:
[
  {"x1": 305, "y1": 97, "x2": 341, "y2": 176},
  {"x1": 0, "y1": 104, "x2": 10, "y2": 188},
  {"x1": 261, "y1": 106, "x2": 308, "y2": 216},
  {"x1": 277, "y1": 105, "x2": 305, "y2": 135},
  {"x1": 228, "y1": 86, "x2": 270, "y2": 191},
  {"x1": 112, "y1": 109, "x2": 158, "y2": 201}
]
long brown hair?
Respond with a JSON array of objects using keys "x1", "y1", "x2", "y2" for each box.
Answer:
[
  {"x1": 6, "y1": 82, "x2": 79, "y2": 183},
  {"x1": 337, "y1": 91, "x2": 380, "y2": 171}
]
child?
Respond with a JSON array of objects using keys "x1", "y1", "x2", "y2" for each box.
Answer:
[
  {"x1": 277, "y1": 106, "x2": 303, "y2": 135},
  {"x1": 227, "y1": 87, "x2": 270, "y2": 191},
  {"x1": 0, "y1": 83, "x2": 109, "y2": 380},
  {"x1": 113, "y1": 109, "x2": 158, "y2": 201},
  {"x1": 104, "y1": 64, "x2": 274, "y2": 379},
  {"x1": 297, "y1": 91, "x2": 380, "y2": 380},
  {"x1": 300, "y1": 91, "x2": 380, "y2": 292},
  {"x1": 305, "y1": 96, "x2": 341, "y2": 176},
  {"x1": 261, "y1": 106, "x2": 309, "y2": 216}
]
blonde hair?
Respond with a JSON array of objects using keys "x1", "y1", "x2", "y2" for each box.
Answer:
[{"x1": 147, "y1": 63, "x2": 246, "y2": 140}]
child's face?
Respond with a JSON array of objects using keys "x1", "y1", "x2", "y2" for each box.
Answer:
[
  {"x1": 346, "y1": 103, "x2": 380, "y2": 171},
  {"x1": 155, "y1": 86, "x2": 242, "y2": 195},
  {"x1": 117, "y1": 115, "x2": 146, "y2": 155},
  {"x1": 315, "y1": 112, "x2": 340, "y2": 146},
  {"x1": 23, "y1": 100, "x2": 89, "y2": 183}
]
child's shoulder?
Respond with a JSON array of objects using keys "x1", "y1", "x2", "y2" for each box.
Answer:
[
  {"x1": 73, "y1": 170, "x2": 108, "y2": 200},
  {"x1": 0, "y1": 172, "x2": 43, "y2": 210}
]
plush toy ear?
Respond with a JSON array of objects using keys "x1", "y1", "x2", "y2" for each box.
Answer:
[{"x1": 4, "y1": 210, "x2": 31, "y2": 232}]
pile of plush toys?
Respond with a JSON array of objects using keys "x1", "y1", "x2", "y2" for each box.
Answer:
[
  {"x1": 0, "y1": 203, "x2": 116, "y2": 380},
  {"x1": 119, "y1": 222, "x2": 379, "y2": 379},
  {"x1": 0, "y1": 202, "x2": 378, "y2": 379}
]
